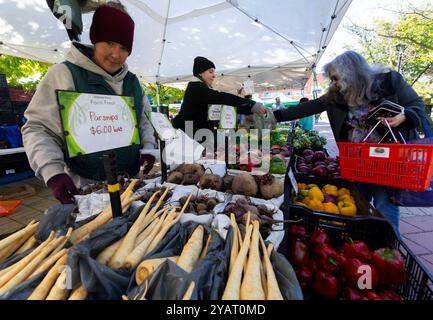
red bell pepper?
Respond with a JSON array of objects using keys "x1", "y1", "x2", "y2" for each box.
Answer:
[
  {"x1": 371, "y1": 248, "x2": 405, "y2": 286},
  {"x1": 344, "y1": 258, "x2": 379, "y2": 290},
  {"x1": 313, "y1": 271, "x2": 338, "y2": 299},
  {"x1": 290, "y1": 239, "x2": 309, "y2": 269},
  {"x1": 290, "y1": 225, "x2": 307, "y2": 241},
  {"x1": 310, "y1": 229, "x2": 330, "y2": 248},
  {"x1": 307, "y1": 259, "x2": 319, "y2": 274},
  {"x1": 379, "y1": 290, "x2": 402, "y2": 300},
  {"x1": 345, "y1": 287, "x2": 366, "y2": 300},
  {"x1": 366, "y1": 291, "x2": 382, "y2": 300},
  {"x1": 297, "y1": 266, "x2": 313, "y2": 289},
  {"x1": 314, "y1": 244, "x2": 342, "y2": 273},
  {"x1": 342, "y1": 240, "x2": 372, "y2": 262}
]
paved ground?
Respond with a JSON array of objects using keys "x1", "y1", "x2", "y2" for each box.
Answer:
[{"x1": 315, "y1": 117, "x2": 433, "y2": 277}]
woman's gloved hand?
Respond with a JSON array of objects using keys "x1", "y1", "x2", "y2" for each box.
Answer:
[
  {"x1": 139, "y1": 154, "x2": 156, "y2": 174},
  {"x1": 47, "y1": 173, "x2": 78, "y2": 204}
]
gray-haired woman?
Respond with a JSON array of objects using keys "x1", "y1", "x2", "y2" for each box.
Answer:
[{"x1": 273, "y1": 50, "x2": 432, "y2": 237}]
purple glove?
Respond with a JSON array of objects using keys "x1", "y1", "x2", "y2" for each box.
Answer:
[
  {"x1": 139, "y1": 154, "x2": 156, "y2": 174},
  {"x1": 47, "y1": 174, "x2": 78, "y2": 204}
]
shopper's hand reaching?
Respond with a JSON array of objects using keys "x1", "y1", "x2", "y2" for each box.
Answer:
[
  {"x1": 47, "y1": 173, "x2": 78, "y2": 204},
  {"x1": 378, "y1": 113, "x2": 407, "y2": 128},
  {"x1": 251, "y1": 102, "x2": 267, "y2": 115}
]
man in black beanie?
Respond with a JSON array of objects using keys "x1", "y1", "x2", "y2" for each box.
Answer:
[{"x1": 172, "y1": 56, "x2": 266, "y2": 138}]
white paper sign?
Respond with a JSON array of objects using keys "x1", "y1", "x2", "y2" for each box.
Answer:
[
  {"x1": 208, "y1": 105, "x2": 222, "y2": 121},
  {"x1": 369, "y1": 146, "x2": 390, "y2": 158},
  {"x1": 219, "y1": 105, "x2": 237, "y2": 129},
  {"x1": 57, "y1": 91, "x2": 139, "y2": 157},
  {"x1": 150, "y1": 112, "x2": 177, "y2": 141},
  {"x1": 288, "y1": 168, "x2": 298, "y2": 194},
  {"x1": 243, "y1": 79, "x2": 255, "y2": 95}
]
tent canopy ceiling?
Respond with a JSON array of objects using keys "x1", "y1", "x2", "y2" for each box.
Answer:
[{"x1": 0, "y1": 0, "x2": 351, "y2": 93}]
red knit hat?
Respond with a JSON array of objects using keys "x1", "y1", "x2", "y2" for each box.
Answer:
[{"x1": 90, "y1": 5, "x2": 135, "y2": 55}]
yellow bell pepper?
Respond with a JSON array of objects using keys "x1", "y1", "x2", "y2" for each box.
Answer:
[
  {"x1": 338, "y1": 194, "x2": 355, "y2": 203},
  {"x1": 297, "y1": 183, "x2": 308, "y2": 191},
  {"x1": 337, "y1": 187, "x2": 351, "y2": 197},
  {"x1": 308, "y1": 187, "x2": 324, "y2": 202},
  {"x1": 338, "y1": 200, "x2": 357, "y2": 216},
  {"x1": 322, "y1": 202, "x2": 339, "y2": 214},
  {"x1": 322, "y1": 184, "x2": 338, "y2": 197},
  {"x1": 307, "y1": 184, "x2": 319, "y2": 189},
  {"x1": 307, "y1": 199, "x2": 325, "y2": 211}
]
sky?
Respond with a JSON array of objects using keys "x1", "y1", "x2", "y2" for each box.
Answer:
[{"x1": 316, "y1": 0, "x2": 431, "y2": 70}]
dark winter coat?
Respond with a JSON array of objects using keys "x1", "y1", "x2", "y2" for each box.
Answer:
[
  {"x1": 273, "y1": 71, "x2": 430, "y2": 142},
  {"x1": 172, "y1": 81, "x2": 256, "y2": 136}
]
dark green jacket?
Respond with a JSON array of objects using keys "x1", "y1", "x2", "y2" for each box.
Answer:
[
  {"x1": 172, "y1": 81, "x2": 256, "y2": 136},
  {"x1": 63, "y1": 61, "x2": 143, "y2": 181}
]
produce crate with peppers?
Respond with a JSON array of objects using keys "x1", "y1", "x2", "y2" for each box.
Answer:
[
  {"x1": 287, "y1": 174, "x2": 383, "y2": 219},
  {"x1": 278, "y1": 206, "x2": 433, "y2": 300}
]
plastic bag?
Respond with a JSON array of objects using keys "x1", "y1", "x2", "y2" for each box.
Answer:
[
  {"x1": 127, "y1": 222, "x2": 230, "y2": 300},
  {"x1": 253, "y1": 108, "x2": 277, "y2": 130},
  {"x1": 67, "y1": 205, "x2": 143, "y2": 300}
]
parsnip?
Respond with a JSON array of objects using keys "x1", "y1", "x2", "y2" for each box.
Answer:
[
  {"x1": 0, "y1": 221, "x2": 38, "y2": 252},
  {"x1": 229, "y1": 214, "x2": 239, "y2": 275},
  {"x1": 0, "y1": 232, "x2": 54, "y2": 289},
  {"x1": 259, "y1": 237, "x2": 283, "y2": 300},
  {"x1": 109, "y1": 191, "x2": 163, "y2": 269},
  {"x1": 46, "y1": 269, "x2": 70, "y2": 300},
  {"x1": 28, "y1": 253, "x2": 68, "y2": 300},
  {"x1": 123, "y1": 215, "x2": 166, "y2": 269},
  {"x1": 182, "y1": 282, "x2": 195, "y2": 300},
  {"x1": 96, "y1": 238, "x2": 123, "y2": 265},
  {"x1": 135, "y1": 256, "x2": 179, "y2": 285},
  {"x1": 29, "y1": 248, "x2": 68, "y2": 278},
  {"x1": 68, "y1": 286, "x2": 88, "y2": 300},
  {"x1": 221, "y1": 224, "x2": 253, "y2": 300},
  {"x1": 0, "y1": 235, "x2": 67, "y2": 294},
  {"x1": 15, "y1": 236, "x2": 38, "y2": 254},
  {"x1": 200, "y1": 234, "x2": 211, "y2": 260},
  {"x1": 177, "y1": 225, "x2": 204, "y2": 273},
  {"x1": 240, "y1": 220, "x2": 265, "y2": 300}
]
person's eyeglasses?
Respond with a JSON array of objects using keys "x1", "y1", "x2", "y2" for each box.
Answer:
[{"x1": 330, "y1": 75, "x2": 339, "y2": 82}]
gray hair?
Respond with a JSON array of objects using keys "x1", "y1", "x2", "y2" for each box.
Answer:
[{"x1": 323, "y1": 51, "x2": 388, "y2": 106}]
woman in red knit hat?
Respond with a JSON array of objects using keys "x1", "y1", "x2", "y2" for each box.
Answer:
[{"x1": 22, "y1": 2, "x2": 157, "y2": 204}]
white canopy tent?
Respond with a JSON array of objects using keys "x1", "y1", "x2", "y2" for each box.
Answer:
[{"x1": 0, "y1": 0, "x2": 352, "y2": 93}]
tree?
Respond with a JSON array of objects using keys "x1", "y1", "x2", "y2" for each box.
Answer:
[
  {"x1": 0, "y1": 55, "x2": 51, "y2": 91},
  {"x1": 143, "y1": 82, "x2": 184, "y2": 106},
  {"x1": 344, "y1": 1, "x2": 432, "y2": 98}
]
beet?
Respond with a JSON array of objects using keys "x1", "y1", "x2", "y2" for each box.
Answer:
[
  {"x1": 199, "y1": 173, "x2": 223, "y2": 191},
  {"x1": 259, "y1": 173, "x2": 284, "y2": 199},
  {"x1": 313, "y1": 151, "x2": 327, "y2": 162},
  {"x1": 222, "y1": 174, "x2": 234, "y2": 191},
  {"x1": 302, "y1": 149, "x2": 314, "y2": 157},
  {"x1": 167, "y1": 171, "x2": 183, "y2": 184},
  {"x1": 232, "y1": 173, "x2": 258, "y2": 197},
  {"x1": 312, "y1": 165, "x2": 328, "y2": 177}
]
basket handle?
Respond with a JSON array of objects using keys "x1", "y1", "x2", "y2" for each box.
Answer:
[{"x1": 362, "y1": 119, "x2": 403, "y2": 144}]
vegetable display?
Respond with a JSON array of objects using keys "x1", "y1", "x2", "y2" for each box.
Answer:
[{"x1": 288, "y1": 226, "x2": 405, "y2": 300}]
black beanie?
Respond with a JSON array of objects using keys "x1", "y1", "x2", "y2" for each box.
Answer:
[{"x1": 193, "y1": 56, "x2": 215, "y2": 76}]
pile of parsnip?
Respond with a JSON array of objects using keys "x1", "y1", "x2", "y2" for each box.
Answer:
[
  {"x1": 0, "y1": 180, "x2": 180, "y2": 300},
  {"x1": 222, "y1": 212, "x2": 284, "y2": 300}
]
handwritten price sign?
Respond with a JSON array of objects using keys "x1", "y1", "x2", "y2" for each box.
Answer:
[{"x1": 57, "y1": 91, "x2": 140, "y2": 157}]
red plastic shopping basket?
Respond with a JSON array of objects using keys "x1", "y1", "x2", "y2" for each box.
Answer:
[{"x1": 337, "y1": 142, "x2": 433, "y2": 191}]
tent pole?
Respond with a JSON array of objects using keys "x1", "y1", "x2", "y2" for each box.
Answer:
[
  {"x1": 312, "y1": 68, "x2": 319, "y2": 99},
  {"x1": 156, "y1": 82, "x2": 161, "y2": 106}
]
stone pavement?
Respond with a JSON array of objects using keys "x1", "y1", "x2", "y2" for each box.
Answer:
[{"x1": 314, "y1": 117, "x2": 433, "y2": 277}]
